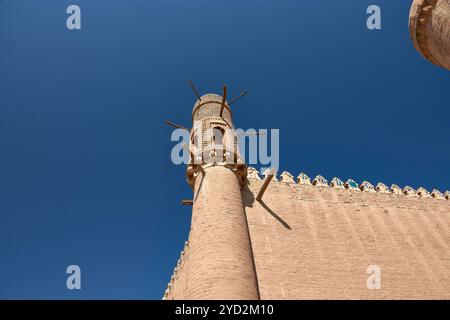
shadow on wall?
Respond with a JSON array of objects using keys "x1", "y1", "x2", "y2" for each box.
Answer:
[{"x1": 242, "y1": 181, "x2": 291, "y2": 230}]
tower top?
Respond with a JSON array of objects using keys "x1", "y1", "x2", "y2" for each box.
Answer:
[
  {"x1": 409, "y1": 0, "x2": 450, "y2": 70},
  {"x1": 192, "y1": 94, "x2": 232, "y2": 123},
  {"x1": 186, "y1": 88, "x2": 247, "y2": 187}
]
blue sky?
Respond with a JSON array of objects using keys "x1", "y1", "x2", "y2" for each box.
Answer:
[{"x1": 0, "y1": 0, "x2": 449, "y2": 299}]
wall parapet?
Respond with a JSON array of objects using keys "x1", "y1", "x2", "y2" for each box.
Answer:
[
  {"x1": 246, "y1": 167, "x2": 449, "y2": 201},
  {"x1": 162, "y1": 240, "x2": 189, "y2": 300}
]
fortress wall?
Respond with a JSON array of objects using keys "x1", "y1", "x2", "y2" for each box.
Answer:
[{"x1": 243, "y1": 178, "x2": 450, "y2": 299}]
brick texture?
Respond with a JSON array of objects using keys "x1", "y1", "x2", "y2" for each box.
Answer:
[
  {"x1": 410, "y1": 0, "x2": 450, "y2": 70},
  {"x1": 168, "y1": 166, "x2": 259, "y2": 299},
  {"x1": 243, "y1": 179, "x2": 450, "y2": 299}
]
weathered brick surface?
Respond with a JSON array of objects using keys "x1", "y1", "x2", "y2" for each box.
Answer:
[
  {"x1": 410, "y1": 0, "x2": 450, "y2": 70},
  {"x1": 243, "y1": 179, "x2": 450, "y2": 299},
  {"x1": 164, "y1": 89, "x2": 450, "y2": 299},
  {"x1": 168, "y1": 166, "x2": 259, "y2": 299}
]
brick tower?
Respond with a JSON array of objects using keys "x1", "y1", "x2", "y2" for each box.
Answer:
[
  {"x1": 409, "y1": 0, "x2": 450, "y2": 70},
  {"x1": 164, "y1": 90, "x2": 450, "y2": 300},
  {"x1": 181, "y1": 92, "x2": 259, "y2": 299}
]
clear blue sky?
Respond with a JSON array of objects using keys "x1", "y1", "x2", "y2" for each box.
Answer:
[{"x1": 1, "y1": 0, "x2": 449, "y2": 299}]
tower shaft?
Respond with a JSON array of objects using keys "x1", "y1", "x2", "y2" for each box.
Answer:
[
  {"x1": 177, "y1": 92, "x2": 259, "y2": 299},
  {"x1": 185, "y1": 166, "x2": 259, "y2": 299}
]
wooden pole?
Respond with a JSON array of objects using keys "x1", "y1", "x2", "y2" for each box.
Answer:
[
  {"x1": 219, "y1": 84, "x2": 228, "y2": 117},
  {"x1": 256, "y1": 169, "x2": 275, "y2": 201}
]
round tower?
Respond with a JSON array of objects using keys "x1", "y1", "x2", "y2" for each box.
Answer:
[
  {"x1": 409, "y1": 0, "x2": 450, "y2": 70},
  {"x1": 184, "y1": 93, "x2": 259, "y2": 300}
]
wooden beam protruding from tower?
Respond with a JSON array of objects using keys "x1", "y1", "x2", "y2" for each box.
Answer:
[
  {"x1": 256, "y1": 168, "x2": 276, "y2": 201},
  {"x1": 165, "y1": 120, "x2": 189, "y2": 131},
  {"x1": 188, "y1": 80, "x2": 202, "y2": 101},
  {"x1": 219, "y1": 84, "x2": 228, "y2": 118},
  {"x1": 229, "y1": 89, "x2": 248, "y2": 106}
]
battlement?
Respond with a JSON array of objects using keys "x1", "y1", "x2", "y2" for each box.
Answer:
[
  {"x1": 247, "y1": 167, "x2": 450, "y2": 200},
  {"x1": 163, "y1": 240, "x2": 189, "y2": 300}
]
